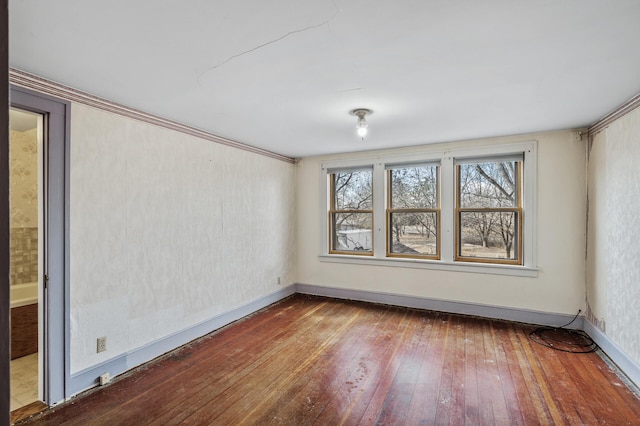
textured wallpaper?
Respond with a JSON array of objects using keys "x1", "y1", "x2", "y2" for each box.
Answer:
[
  {"x1": 585, "y1": 131, "x2": 607, "y2": 331},
  {"x1": 69, "y1": 103, "x2": 296, "y2": 373},
  {"x1": 602, "y1": 107, "x2": 640, "y2": 364},
  {"x1": 10, "y1": 128, "x2": 38, "y2": 228},
  {"x1": 10, "y1": 128, "x2": 39, "y2": 286}
]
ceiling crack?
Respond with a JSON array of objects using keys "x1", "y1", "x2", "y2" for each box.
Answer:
[
  {"x1": 337, "y1": 87, "x2": 362, "y2": 94},
  {"x1": 197, "y1": 0, "x2": 340, "y2": 85}
]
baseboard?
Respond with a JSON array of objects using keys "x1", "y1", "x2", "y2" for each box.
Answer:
[
  {"x1": 583, "y1": 319, "x2": 640, "y2": 388},
  {"x1": 68, "y1": 283, "x2": 640, "y2": 398},
  {"x1": 68, "y1": 285, "x2": 296, "y2": 397},
  {"x1": 295, "y1": 283, "x2": 583, "y2": 328},
  {"x1": 296, "y1": 283, "x2": 640, "y2": 388}
]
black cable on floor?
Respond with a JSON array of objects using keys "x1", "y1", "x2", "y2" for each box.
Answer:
[{"x1": 528, "y1": 309, "x2": 598, "y2": 354}]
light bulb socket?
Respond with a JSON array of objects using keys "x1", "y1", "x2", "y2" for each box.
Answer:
[{"x1": 350, "y1": 108, "x2": 373, "y2": 119}]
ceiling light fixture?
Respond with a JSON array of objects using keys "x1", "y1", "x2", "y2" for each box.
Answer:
[{"x1": 350, "y1": 108, "x2": 373, "y2": 140}]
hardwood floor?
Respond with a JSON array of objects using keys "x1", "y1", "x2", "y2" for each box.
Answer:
[{"x1": 18, "y1": 295, "x2": 640, "y2": 425}]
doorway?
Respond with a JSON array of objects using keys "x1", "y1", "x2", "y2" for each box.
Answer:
[
  {"x1": 9, "y1": 87, "x2": 68, "y2": 411},
  {"x1": 9, "y1": 107, "x2": 43, "y2": 411}
]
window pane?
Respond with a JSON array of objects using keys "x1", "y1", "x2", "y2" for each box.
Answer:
[
  {"x1": 334, "y1": 170, "x2": 372, "y2": 210},
  {"x1": 459, "y1": 161, "x2": 519, "y2": 208},
  {"x1": 332, "y1": 212, "x2": 372, "y2": 252},
  {"x1": 389, "y1": 212, "x2": 437, "y2": 256},
  {"x1": 459, "y1": 211, "x2": 518, "y2": 260},
  {"x1": 390, "y1": 166, "x2": 438, "y2": 209}
]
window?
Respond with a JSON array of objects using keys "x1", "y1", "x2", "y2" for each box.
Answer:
[
  {"x1": 320, "y1": 141, "x2": 537, "y2": 276},
  {"x1": 455, "y1": 156, "x2": 522, "y2": 265},
  {"x1": 387, "y1": 164, "x2": 440, "y2": 259},
  {"x1": 329, "y1": 168, "x2": 373, "y2": 255}
]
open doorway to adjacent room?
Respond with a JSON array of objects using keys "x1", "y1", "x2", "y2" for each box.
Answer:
[
  {"x1": 9, "y1": 107, "x2": 44, "y2": 412},
  {"x1": 9, "y1": 87, "x2": 68, "y2": 421}
]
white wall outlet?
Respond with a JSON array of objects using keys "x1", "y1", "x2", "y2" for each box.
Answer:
[
  {"x1": 97, "y1": 336, "x2": 107, "y2": 353},
  {"x1": 277, "y1": 276, "x2": 282, "y2": 285},
  {"x1": 99, "y1": 372, "x2": 111, "y2": 386}
]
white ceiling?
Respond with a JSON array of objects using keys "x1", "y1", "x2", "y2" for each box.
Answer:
[{"x1": 9, "y1": 0, "x2": 640, "y2": 158}]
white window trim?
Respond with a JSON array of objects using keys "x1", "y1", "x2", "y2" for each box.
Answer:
[{"x1": 320, "y1": 141, "x2": 538, "y2": 277}]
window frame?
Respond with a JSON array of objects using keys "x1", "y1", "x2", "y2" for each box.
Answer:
[
  {"x1": 327, "y1": 167, "x2": 374, "y2": 256},
  {"x1": 319, "y1": 141, "x2": 538, "y2": 277},
  {"x1": 386, "y1": 163, "x2": 441, "y2": 260},
  {"x1": 454, "y1": 157, "x2": 524, "y2": 265}
]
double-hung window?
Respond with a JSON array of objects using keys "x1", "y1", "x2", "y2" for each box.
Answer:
[
  {"x1": 328, "y1": 168, "x2": 373, "y2": 255},
  {"x1": 455, "y1": 156, "x2": 523, "y2": 265},
  {"x1": 321, "y1": 141, "x2": 536, "y2": 275},
  {"x1": 387, "y1": 163, "x2": 440, "y2": 259}
]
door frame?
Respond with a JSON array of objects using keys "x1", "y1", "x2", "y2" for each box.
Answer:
[
  {"x1": 2, "y1": 1, "x2": 11, "y2": 421},
  {"x1": 10, "y1": 86, "x2": 69, "y2": 405}
]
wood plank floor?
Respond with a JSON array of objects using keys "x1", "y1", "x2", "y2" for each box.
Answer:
[{"x1": 18, "y1": 295, "x2": 640, "y2": 425}]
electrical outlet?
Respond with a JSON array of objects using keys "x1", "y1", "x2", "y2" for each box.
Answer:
[
  {"x1": 97, "y1": 336, "x2": 107, "y2": 353},
  {"x1": 277, "y1": 276, "x2": 282, "y2": 285}
]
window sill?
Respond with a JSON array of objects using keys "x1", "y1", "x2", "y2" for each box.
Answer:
[{"x1": 318, "y1": 254, "x2": 539, "y2": 277}]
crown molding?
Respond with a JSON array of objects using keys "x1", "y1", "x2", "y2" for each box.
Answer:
[
  {"x1": 588, "y1": 92, "x2": 640, "y2": 139},
  {"x1": 9, "y1": 68, "x2": 295, "y2": 164}
]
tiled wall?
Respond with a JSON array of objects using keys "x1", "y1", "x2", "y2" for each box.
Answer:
[{"x1": 10, "y1": 227, "x2": 38, "y2": 285}]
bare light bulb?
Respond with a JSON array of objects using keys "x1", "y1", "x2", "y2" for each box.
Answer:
[
  {"x1": 357, "y1": 119, "x2": 368, "y2": 139},
  {"x1": 351, "y1": 108, "x2": 372, "y2": 141}
]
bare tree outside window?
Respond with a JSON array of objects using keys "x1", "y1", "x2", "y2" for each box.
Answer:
[
  {"x1": 456, "y1": 159, "x2": 522, "y2": 263},
  {"x1": 325, "y1": 145, "x2": 533, "y2": 267},
  {"x1": 387, "y1": 165, "x2": 440, "y2": 258},
  {"x1": 329, "y1": 170, "x2": 373, "y2": 254}
]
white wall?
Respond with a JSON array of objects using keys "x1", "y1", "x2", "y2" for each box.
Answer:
[
  {"x1": 297, "y1": 130, "x2": 586, "y2": 315},
  {"x1": 69, "y1": 103, "x2": 296, "y2": 373},
  {"x1": 586, "y1": 106, "x2": 640, "y2": 365}
]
